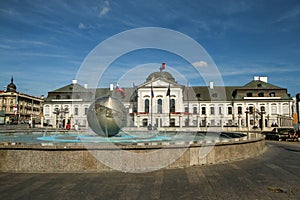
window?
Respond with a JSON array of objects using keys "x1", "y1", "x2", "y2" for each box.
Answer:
[
  {"x1": 258, "y1": 92, "x2": 264, "y2": 97},
  {"x1": 238, "y1": 106, "x2": 242, "y2": 114},
  {"x1": 247, "y1": 93, "x2": 252, "y2": 97},
  {"x1": 45, "y1": 105, "x2": 50, "y2": 116},
  {"x1": 74, "y1": 107, "x2": 79, "y2": 115},
  {"x1": 210, "y1": 107, "x2": 215, "y2": 115},
  {"x1": 196, "y1": 93, "x2": 201, "y2": 99},
  {"x1": 157, "y1": 99, "x2": 162, "y2": 114},
  {"x1": 260, "y1": 106, "x2": 265, "y2": 112},
  {"x1": 218, "y1": 107, "x2": 222, "y2": 115},
  {"x1": 201, "y1": 107, "x2": 206, "y2": 115},
  {"x1": 170, "y1": 99, "x2": 175, "y2": 113},
  {"x1": 145, "y1": 99, "x2": 149, "y2": 113},
  {"x1": 84, "y1": 107, "x2": 88, "y2": 115},
  {"x1": 142, "y1": 119, "x2": 148, "y2": 127},
  {"x1": 185, "y1": 106, "x2": 189, "y2": 113},
  {"x1": 228, "y1": 107, "x2": 233, "y2": 115},
  {"x1": 56, "y1": 95, "x2": 61, "y2": 99},
  {"x1": 193, "y1": 107, "x2": 197, "y2": 114},
  {"x1": 283, "y1": 104, "x2": 289, "y2": 115},
  {"x1": 271, "y1": 104, "x2": 277, "y2": 115},
  {"x1": 212, "y1": 93, "x2": 218, "y2": 98},
  {"x1": 249, "y1": 106, "x2": 254, "y2": 114},
  {"x1": 269, "y1": 92, "x2": 275, "y2": 97}
]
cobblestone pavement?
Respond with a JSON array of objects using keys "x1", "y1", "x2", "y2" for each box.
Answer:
[{"x1": 0, "y1": 141, "x2": 299, "y2": 200}]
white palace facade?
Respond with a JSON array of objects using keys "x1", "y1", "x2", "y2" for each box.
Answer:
[{"x1": 43, "y1": 71, "x2": 294, "y2": 131}]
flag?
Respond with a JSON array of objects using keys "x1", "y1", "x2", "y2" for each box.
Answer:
[
  {"x1": 166, "y1": 84, "x2": 170, "y2": 96},
  {"x1": 116, "y1": 82, "x2": 126, "y2": 97},
  {"x1": 160, "y1": 62, "x2": 166, "y2": 71},
  {"x1": 151, "y1": 85, "x2": 154, "y2": 98}
]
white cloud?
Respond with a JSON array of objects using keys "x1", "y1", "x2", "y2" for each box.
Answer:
[
  {"x1": 99, "y1": 0, "x2": 110, "y2": 17},
  {"x1": 276, "y1": 7, "x2": 300, "y2": 23},
  {"x1": 192, "y1": 61, "x2": 208, "y2": 68},
  {"x1": 78, "y1": 22, "x2": 86, "y2": 29}
]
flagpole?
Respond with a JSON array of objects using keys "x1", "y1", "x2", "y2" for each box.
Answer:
[
  {"x1": 187, "y1": 82, "x2": 190, "y2": 127},
  {"x1": 169, "y1": 92, "x2": 171, "y2": 127},
  {"x1": 166, "y1": 84, "x2": 171, "y2": 127},
  {"x1": 151, "y1": 83, "x2": 153, "y2": 128}
]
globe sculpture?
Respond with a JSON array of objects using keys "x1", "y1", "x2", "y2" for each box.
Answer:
[{"x1": 87, "y1": 96, "x2": 127, "y2": 137}]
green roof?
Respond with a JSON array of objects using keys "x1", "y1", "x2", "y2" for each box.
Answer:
[
  {"x1": 50, "y1": 83, "x2": 88, "y2": 93},
  {"x1": 240, "y1": 80, "x2": 282, "y2": 90}
]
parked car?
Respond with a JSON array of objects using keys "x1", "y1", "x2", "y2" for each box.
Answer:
[
  {"x1": 262, "y1": 128, "x2": 294, "y2": 141},
  {"x1": 262, "y1": 131, "x2": 287, "y2": 141}
]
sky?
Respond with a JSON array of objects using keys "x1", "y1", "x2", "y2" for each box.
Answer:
[{"x1": 0, "y1": 0, "x2": 300, "y2": 97}]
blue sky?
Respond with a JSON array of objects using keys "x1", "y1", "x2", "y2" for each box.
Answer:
[{"x1": 0, "y1": 0, "x2": 300, "y2": 97}]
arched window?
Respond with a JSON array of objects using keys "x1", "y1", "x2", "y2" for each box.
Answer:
[
  {"x1": 74, "y1": 107, "x2": 79, "y2": 115},
  {"x1": 193, "y1": 106, "x2": 197, "y2": 114},
  {"x1": 170, "y1": 99, "x2": 175, "y2": 113},
  {"x1": 258, "y1": 92, "x2": 264, "y2": 97},
  {"x1": 45, "y1": 105, "x2": 50, "y2": 116},
  {"x1": 249, "y1": 106, "x2": 254, "y2": 114},
  {"x1": 145, "y1": 99, "x2": 149, "y2": 113},
  {"x1": 157, "y1": 99, "x2": 162, "y2": 113},
  {"x1": 238, "y1": 106, "x2": 242, "y2": 114},
  {"x1": 227, "y1": 107, "x2": 233, "y2": 115}
]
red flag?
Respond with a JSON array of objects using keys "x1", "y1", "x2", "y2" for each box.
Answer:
[{"x1": 116, "y1": 83, "x2": 126, "y2": 97}]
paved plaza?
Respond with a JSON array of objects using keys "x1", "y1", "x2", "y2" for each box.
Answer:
[{"x1": 0, "y1": 141, "x2": 299, "y2": 200}]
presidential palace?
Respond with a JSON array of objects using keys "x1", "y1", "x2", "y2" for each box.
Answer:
[{"x1": 42, "y1": 70, "x2": 296, "y2": 132}]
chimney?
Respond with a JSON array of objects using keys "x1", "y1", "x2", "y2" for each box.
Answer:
[
  {"x1": 253, "y1": 76, "x2": 259, "y2": 81},
  {"x1": 259, "y1": 76, "x2": 268, "y2": 83},
  {"x1": 209, "y1": 81, "x2": 214, "y2": 89},
  {"x1": 109, "y1": 83, "x2": 114, "y2": 91},
  {"x1": 84, "y1": 84, "x2": 88, "y2": 89},
  {"x1": 72, "y1": 80, "x2": 78, "y2": 84}
]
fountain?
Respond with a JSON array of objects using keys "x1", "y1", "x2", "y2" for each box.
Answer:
[{"x1": 0, "y1": 96, "x2": 266, "y2": 173}]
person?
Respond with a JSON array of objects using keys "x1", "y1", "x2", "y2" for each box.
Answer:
[
  {"x1": 66, "y1": 123, "x2": 70, "y2": 130},
  {"x1": 28, "y1": 120, "x2": 32, "y2": 128},
  {"x1": 74, "y1": 123, "x2": 79, "y2": 131}
]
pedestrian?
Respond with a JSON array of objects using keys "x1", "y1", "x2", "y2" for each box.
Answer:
[
  {"x1": 28, "y1": 120, "x2": 32, "y2": 128},
  {"x1": 66, "y1": 123, "x2": 70, "y2": 130},
  {"x1": 74, "y1": 123, "x2": 79, "y2": 131}
]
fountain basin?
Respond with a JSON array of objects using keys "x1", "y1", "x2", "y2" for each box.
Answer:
[{"x1": 0, "y1": 131, "x2": 265, "y2": 172}]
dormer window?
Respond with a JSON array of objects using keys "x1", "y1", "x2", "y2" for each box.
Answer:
[
  {"x1": 269, "y1": 92, "x2": 275, "y2": 97},
  {"x1": 258, "y1": 92, "x2": 264, "y2": 97},
  {"x1": 247, "y1": 92, "x2": 252, "y2": 97},
  {"x1": 257, "y1": 83, "x2": 262, "y2": 87},
  {"x1": 212, "y1": 93, "x2": 217, "y2": 98}
]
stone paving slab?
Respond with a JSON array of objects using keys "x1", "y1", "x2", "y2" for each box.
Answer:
[{"x1": 0, "y1": 141, "x2": 299, "y2": 200}]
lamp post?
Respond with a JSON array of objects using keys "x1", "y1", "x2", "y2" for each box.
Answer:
[{"x1": 245, "y1": 107, "x2": 250, "y2": 131}]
